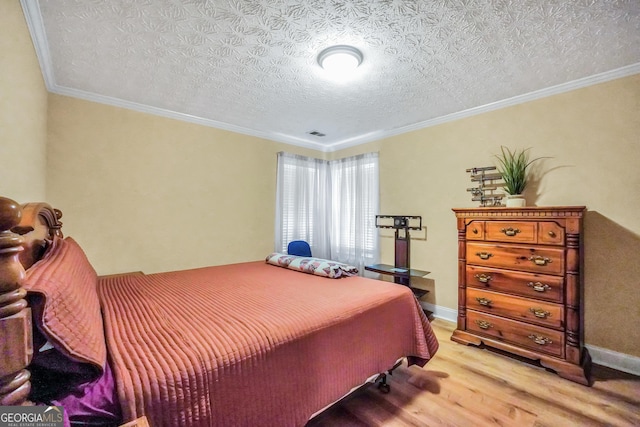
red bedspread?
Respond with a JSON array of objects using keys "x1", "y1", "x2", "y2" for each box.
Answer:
[{"x1": 97, "y1": 261, "x2": 438, "y2": 426}]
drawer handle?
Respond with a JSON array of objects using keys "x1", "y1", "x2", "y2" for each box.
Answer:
[
  {"x1": 528, "y1": 334, "x2": 552, "y2": 346},
  {"x1": 475, "y1": 273, "x2": 492, "y2": 284},
  {"x1": 527, "y1": 282, "x2": 551, "y2": 292},
  {"x1": 475, "y1": 320, "x2": 492, "y2": 330},
  {"x1": 529, "y1": 255, "x2": 552, "y2": 266},
  {"x1": 501, "y1": 227, "x2": 520, "y2": 236},
  {"x1": 548, "y1": 231, "x2": 556, "y2": 238},
  {"x1": 476, "y1": 252, "x2": 493, "y2": 260},
  {"x1": 475, "y1": 297, "x2": 492, "y2": 306},
  {"x1": 472, "y1": 228, "x2": 479, "y2": 234},
  {"x1": 529, "y1": 308, "x2": 551, "y2": 319}
]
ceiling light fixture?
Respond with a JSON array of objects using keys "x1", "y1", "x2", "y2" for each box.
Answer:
[{"x1": 317, "y1": 45, "x2": 363, "y2": 77}]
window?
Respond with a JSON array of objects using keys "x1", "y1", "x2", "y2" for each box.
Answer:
[
  {"x1": 275, "y1": 152, "x2": 379, "y2": 272},
  {"x1": 275, "y1": 154, "x2": 331, "y2": 258},
  {"x1": 330, "y1": 154, "x2": 379, "y2": 267}
]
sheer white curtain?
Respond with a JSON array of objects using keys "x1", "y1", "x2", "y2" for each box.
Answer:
[
  {"x1": 330, "y1": 152, "x2": 379, "y2": 272},
  {"x1": 275, "y1": 152, "x2": 331, "y2": 259},
  {"x1": 275, "y1": 151, "x2": 379, "y2": 272}
]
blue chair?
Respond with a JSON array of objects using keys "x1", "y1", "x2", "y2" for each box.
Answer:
[{"x1": 287, "y1": 240, "x2": 312, "y2": 257}]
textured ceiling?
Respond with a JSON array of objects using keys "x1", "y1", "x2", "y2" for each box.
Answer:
[{"x1": 23, "y1": 0, "x2": 640, "y2": 151}]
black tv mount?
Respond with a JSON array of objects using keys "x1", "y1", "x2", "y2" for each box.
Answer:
[
  {"x1": 374, "y1": 215, "x2": 422, "y2": 231},
  {"x1": 374, "y1": 215, "x2": 422, "y2": 273},
  {"x1": 367, "y1": 215, "x2": 430, "y2": 297}
]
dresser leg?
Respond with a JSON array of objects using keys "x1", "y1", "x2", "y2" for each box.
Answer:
[
  {"x1": 540, "y1": 349, "x2": 592, "y2": 386},
  {"x1": 451, "y1": 329, "x2": 483, "y2": 346},
  {"x1": 451, "y1": 330, "x2": 592, "y2": 386}
]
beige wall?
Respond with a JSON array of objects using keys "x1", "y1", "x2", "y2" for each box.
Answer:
[
  {"x1": 0, "y1": 1, "x2": 47, "y2": 201},
  {"x1": 46, "y1": 94, "x2": 321, "y2": 275},
  {"x1": 6, "y1": 2, "x2": 638, "y2": 358},
  {"x1": 41, "y1": 76, "x2": 640, "y2": 358},
  {"x1": 336, "y1": 74, "x2": 640, "y2": 357}
]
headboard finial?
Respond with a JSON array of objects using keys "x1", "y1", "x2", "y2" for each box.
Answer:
[
  {"x1": 0, "y1": 197, "x2": 22, "y2": 233},
  {"x1": 0, "y1": 197, "x2": 25, "y2": 293},
  {"x1": 13, "y1": 202, "x2": 63, "y2": 270},
  {"x1": 0, "y1": 196, "x2": 32, "y2": 406}
]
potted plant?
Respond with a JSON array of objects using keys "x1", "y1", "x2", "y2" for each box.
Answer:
[{"x1": 494, "y1": 146, "x2": 546, "y2": 207}]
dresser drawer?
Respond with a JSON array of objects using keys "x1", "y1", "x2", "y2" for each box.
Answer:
[
  {"x1": 467, "y1": 242, "x2": 565, "y2": 275},
  {"x1": 467, "y1": 311, "x2": 564, "y2": 357},
  {"x1": 466, "y1": 266, "x2": 564, "y2": 303},
  {"x1": 485, "y1": 221, "x2": 537, "y2": 244},
  {"x1": 466, "y1": 220, "x2": 484, "y2": 240},
  {"x1": 538, "y1": 221, "x2": 565, "y2": 245},
  {"x1": 467, "y1": 288, "x2": 564, "y2": 329}
]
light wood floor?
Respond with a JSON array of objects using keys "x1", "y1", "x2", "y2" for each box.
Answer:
[{"x1": 307, "y1": 319, "x2": 640, "y2": 427}]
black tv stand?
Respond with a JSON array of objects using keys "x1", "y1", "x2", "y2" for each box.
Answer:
[{"x1": 365, "y1": 215, "x2": 430, "y2": 298}]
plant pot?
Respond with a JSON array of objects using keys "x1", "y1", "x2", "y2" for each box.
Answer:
[{"x1": 505, "y1": 194, "x2": 526, "y2": 207}]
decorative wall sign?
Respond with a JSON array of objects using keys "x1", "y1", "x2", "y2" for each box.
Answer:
[{"x1": 466, "y1": 166, "x2": 504, "y2": 206}]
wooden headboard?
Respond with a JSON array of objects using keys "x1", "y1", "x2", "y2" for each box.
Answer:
[{"x1": 0, "y1": 196, "x2": 63, "y2": 405}]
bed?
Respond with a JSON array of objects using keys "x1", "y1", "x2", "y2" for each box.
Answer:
[{"x1": 0, "y1": 197, "x2": 439, "y2": 426}]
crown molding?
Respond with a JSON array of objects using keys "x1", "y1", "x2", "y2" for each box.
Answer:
[
  {"x1": 46, "y1": 63, "x2": 640, "y2": 154},
  {"x1": 21, "y1": 1, "x2": 639, "y2": 154},
  {"x1": 21, "y1": 0, "x2": 55, "y2": 91},
  {"x1": 49, "y1": 85, "x2": 329, "y2": 152},
  {"x1": 327, "y1": 63, "x2": 640, "y2": 152}
]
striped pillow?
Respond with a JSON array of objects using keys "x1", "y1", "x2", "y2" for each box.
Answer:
[{"x1": 266, "y1": 253, "x2": 358, "y2": 279}]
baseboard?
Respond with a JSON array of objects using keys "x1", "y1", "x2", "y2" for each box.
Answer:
[
  {"x1": 421, "y1": 302, "x2": 640, "y2": 377},
  {"x1": 586, "y1": 344, "x2": 640, "y2": 377},
  {"x1": 420, "y1": 301, "x2": 457, "y2": 323}
]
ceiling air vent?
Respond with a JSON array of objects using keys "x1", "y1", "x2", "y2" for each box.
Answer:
[{"x1": 308, "y1": 130, "x2": 326, "y2": 137}]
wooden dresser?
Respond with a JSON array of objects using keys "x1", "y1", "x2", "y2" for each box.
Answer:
[{"x1": 451, "y1": 207, "x2": 590, "y2": 385}]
